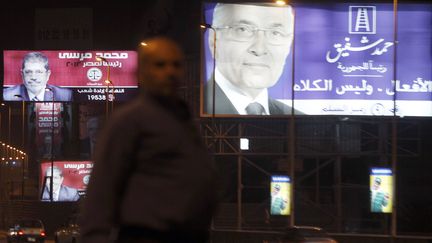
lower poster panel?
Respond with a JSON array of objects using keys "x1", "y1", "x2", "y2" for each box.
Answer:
[{"x1": 40, "y1": 161, "x2": 93, "y2": 202}]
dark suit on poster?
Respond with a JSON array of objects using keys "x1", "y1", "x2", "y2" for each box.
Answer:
[
  {"x1": 3, "y1": 84, "x2": 73, "y2": 101},
  {"x1": 41, "y1": 185, "x2": 80, "y2": 202},
  {"x1": 203, "y1": 80, "x2": 296, "y2": 115}
]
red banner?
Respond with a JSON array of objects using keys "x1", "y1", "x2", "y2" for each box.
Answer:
[
  {"x1": 4, "y1": 50, "x2": 138, "y2": 101},
  {"x1": 40, "y1": 161, "x2": 94, "y2": 200}
]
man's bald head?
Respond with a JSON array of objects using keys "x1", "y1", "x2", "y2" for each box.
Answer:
[{"x1": 138, "y1": 37, "x2": 185, "y2": 96}]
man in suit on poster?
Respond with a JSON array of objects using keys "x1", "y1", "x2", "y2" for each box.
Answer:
[
  {"x1": 41, "y1": 166, "x2": 80, "y2": 202},
  {"x1": 3, "y1": 52, "x2": 72, "y2": 101},
  {"x1": 204, "y1": 3, "x2": 296, "y2": 115}
]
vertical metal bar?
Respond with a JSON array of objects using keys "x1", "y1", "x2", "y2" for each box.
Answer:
[
  {"x1": 315, "y1": 158, "x2": 320, "y2": 203},
  {"x1": 0, "y1": 113, "x2": 2, "y2": 140},
  {"x1": 237, "y1": 124, "x2": 242, "y2": 230},
  {"x1": 391, "y1": 0, "x2": 398, "y2": 240},
  {"x1": 50, "y1": 101, "x2": 55, "y2": 202},
  {"x1": 289, "y1": 6, "x2": 297, "y2": 227},
  {"x1": 210, "y1": 27, "x2": 216, "y2": 119},
  {"x1": 335, "y1": 124, "x2": 342, "y2": 232},
  {"x1": 111, "y1": 84, "x2": 115, "y2": 112},
  {"x1": 21, "y1": 100, "x2": 25, "y2": 200},
  {"x1": 8, "y1": 106, "x2": 11, "y2": 145},
  {"x1": 105, "y1": 84, "x2": 109, "y2": 121}
]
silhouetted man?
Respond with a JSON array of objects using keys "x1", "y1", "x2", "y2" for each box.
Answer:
[{"x1": 81, "y1": 37, "x2": 217, "y2": 243}]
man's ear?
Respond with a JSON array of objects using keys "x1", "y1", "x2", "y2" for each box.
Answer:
[
  {"x1": 47, "y1": 70, "x2": 52, "y2": 80},
  {"x1": 208, "y1": 29, "x2": 216, "y2": 58}
]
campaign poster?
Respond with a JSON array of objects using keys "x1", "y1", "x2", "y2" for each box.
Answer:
[
  {"x1": 201, "y1": 3, "x2": 432, "y2": 117},
  {"x1": 270, "y1": 175, "x2": 291, "y2": 216},
  {"x1": 40, "y1": 161, "x2": 93, "y2": 202},
  {"x1": 3, "y1": 50, "x2": 138, "y2": 102},
  {"x1": 370, "y1": 167, "x2": 393, "y2": 213},
  {"x1": 201, "y1": 3, "x2": 295, "y2": 116}
]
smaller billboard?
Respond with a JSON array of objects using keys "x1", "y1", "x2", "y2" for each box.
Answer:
[
  {"x1": 40, "y1": 161, "x2": 93, "y2": 202},
  {"x1": 370, "y1": 167, "x2": 393, "y2": 213},
  {"x1": 270, "y1": 175, "x2": 291, "y2": 216},
  {"x1": 3, "y1": 50, "x2": 138, "y2": 102}
]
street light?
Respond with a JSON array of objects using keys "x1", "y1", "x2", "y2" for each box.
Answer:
[
  {"x1": 1, "y1": 103, "x2": 12, "y2": 144},
  {"x1": 45, "y1": 87, "x2": 55, "y2": 202},
  {"x1": 96, "y1": 56, "x2": 111, "y2": 120},
  {"x1": 14, "y1": 94, "x2": 26, "y2": 200},
  {"x1": 275, "y1": 0, "x2": 286, "y2": 6},
  {"x1": 105, "y1": 79, "x2": 115, "y2": 113}
]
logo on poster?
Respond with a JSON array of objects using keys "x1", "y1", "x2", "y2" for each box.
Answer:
[
  {"x1": 87, "y1": 68, "x2": 102, "y2": 82},
  {"x1": 83, "y1": 175, "x2": 90, "y2": 185},
  {"x1": 349, "y1": 6, "x2": 376, "y2": 34}
]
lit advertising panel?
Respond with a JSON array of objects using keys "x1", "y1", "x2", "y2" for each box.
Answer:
[
  {"x1": 270, "y1": 175, "x2": 291, "y2": 216},
  {"x1": 40, "y1": 161, "x2": 93, "y2": 202},
  {"x1": 3, "y1": 50, "x2": 138, "y2": 102},
  {"x1": 201, "y1": 3, "x2": 432, "y2": 117},
  {"x1": 370, "y1": 167, "x2": 393, "y2": 213}
]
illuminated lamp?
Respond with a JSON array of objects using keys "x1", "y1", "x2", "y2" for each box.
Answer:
[
  {"x1": 240, "y1": 138, "x2": 249, "y2": 150},
  {"x1": 140, "y1": 42, "x2": 148, "y2": 46},
  {"x1": 275, "y1": 0, "x2": 286, "y2": 5}
]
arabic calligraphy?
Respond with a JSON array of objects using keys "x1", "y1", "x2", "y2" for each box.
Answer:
[
  {"x1": 326, "y1": 36, "x2": 394, "y2": 63},
  {"x1": 386, "y1": 78, "x2": 432, "y2": 95},
  {"x1": 337, "y1": 60, "x2": 387, "y2": 74},
  {"x1": 335, "y1": 79, "x2": 373, "y2": 95},
  {"x1": 294, "y1": 77, "x2": 432, "y2": 97},
  {"x1": 76, "y1": 88, "x2": 126, "y2": 94},
  {"x1": 83, "y1": 61, "x2": 123, "y2": 68},
  {"x1": 58, "y1": 52, "x2": 129, "y2": 61},
  {"x1": 293, "y1": 79, "x2": 332, "y2": 92}
]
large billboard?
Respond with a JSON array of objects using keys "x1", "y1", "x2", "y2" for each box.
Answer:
[
  {"x1": 201, "y1": 3, "x2": 432, "y2": 117},
  {"x1": 3, "y1": 50, "x2": 138, "y2": 102},
  {"x1": 270, "y1": 175, "x2": 291, "y2": 216},
  {"x1": 40, "y1": 161, "x2": 93, "y2": 202},
  {"x1": 370, "y1": 167, "x2": 393, "y2": 213}
]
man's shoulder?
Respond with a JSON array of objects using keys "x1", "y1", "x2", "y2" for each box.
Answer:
[
  {"x1": 44, "y1": 84, "x2": 73, "y2": 101},
  {"x1": 63, "y1": 185, "x2": 78, "y2": 192},
  {"x1": 62, "y1": 185, "x2": 78, "y2": 194},
  {"x1": 269, "y1": 98, "x2": 291, "y2": 115},
  {"x1": 269, "y1": 98, "x2": 305, "y2": 115},
  {"x1": 3, "y1": 85, "x2": 24, "y2": 99},
  {"x1": 49, "y1": 85, "x2": 72, "y2": 95},
  {"x1": 50, "y1": 85, "x2": 70, "y2": 91}
]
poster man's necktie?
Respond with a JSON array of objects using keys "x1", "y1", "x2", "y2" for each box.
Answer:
[{"x1": 246, "y1": 102, "x2": 266, "y2": 115}]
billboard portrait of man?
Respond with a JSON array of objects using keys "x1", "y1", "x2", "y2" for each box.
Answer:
[
  {"x1": 41, "y1": 166, "x2": 79, "y2": 202},
  {"x1": 3, "y1": 52, "x2": 72, "y2": 101},
  {"x1": 203, "y1": 3, "x2": 296, "y2": 115}
]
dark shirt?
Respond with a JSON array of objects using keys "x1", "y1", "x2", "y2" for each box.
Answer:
[{"x1": 81, "y1": 93, "x2": 217, "y2": 243}]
